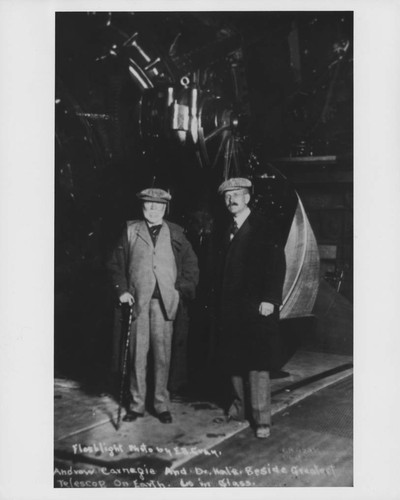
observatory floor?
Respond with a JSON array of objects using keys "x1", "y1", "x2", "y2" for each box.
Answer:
[{"x1": 54, "y1": 349, "x2": 352, "y2": 487}]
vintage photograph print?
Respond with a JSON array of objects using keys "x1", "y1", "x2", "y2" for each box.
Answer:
[{"x1": 54, "y1": 11, "x2": 353, "y2": 488}]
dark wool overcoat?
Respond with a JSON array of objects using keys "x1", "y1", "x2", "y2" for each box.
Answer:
[{"x1": 217, "y1": 211, "x2": 286, "y2": 373}]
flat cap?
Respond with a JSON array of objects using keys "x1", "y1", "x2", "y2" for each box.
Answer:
[
  {"x1": 136, "y1": 188, "x2": 172, "y2": 203},
  {"x1": 217, "y1": 177, "x2": 252, "y2": 194}
]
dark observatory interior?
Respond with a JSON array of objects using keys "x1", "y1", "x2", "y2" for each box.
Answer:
[{"x1": 55, "y1": 11, "x2": 353, "y2": 395}]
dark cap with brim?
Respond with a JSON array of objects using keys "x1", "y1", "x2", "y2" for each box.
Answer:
[
  {"x1": 217, "y1": 177, "x2": 252, "y2": 194},
  {"x1": 136, "y1": 188, "x2": 171, "y2": 203}
]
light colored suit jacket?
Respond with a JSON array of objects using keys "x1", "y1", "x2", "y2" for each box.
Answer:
[{"x1": 126, "y1": 220, "x2": 180, "y2": 320}]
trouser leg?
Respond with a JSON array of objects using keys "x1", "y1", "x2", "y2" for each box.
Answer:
[
  {"x1": 228, "y1": 375, "x2": 246, "y2": 421},
  {"x1": 150, "y1": 299, "x2": 173, "y2": 414},
  {"x1": 249, "y1": 370, "x2": 271, "y2": 426},
  {"x1": 129, "y1": 306, "x2": 150, "y2": 414}
]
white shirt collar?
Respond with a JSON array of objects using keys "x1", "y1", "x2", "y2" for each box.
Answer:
[
  {"x1": 147, "y1": 220, "x2": 164, "y2": 227},
  {"x1": 234, "y1": 207, "x2": 251, "y2": 229}
]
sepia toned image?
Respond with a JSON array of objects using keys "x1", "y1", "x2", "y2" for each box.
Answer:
[{"x1": 53, "y1": 10, "x2": 353, "y2": 488}]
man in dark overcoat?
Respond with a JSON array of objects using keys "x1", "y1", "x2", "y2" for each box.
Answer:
[
  {"x1": 108, "y1": 188, "x2": 199, "y2": 424},
  {"x1": 216, "y1": 177, "x2": 286, "y2": 439}
]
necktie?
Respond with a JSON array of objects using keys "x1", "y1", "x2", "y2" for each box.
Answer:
[
  {"x1": 230, "y1": 220, "x2": 239, "y2": 240},
  {"x1": 148, "y1": 224, "x2": 162, "y2": 245},
  {"x1": 149, "y1": 224, "x2": 162, "y2": 237}
]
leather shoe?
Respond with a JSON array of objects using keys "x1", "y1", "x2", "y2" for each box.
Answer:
[
  {"x1": 256, "y1": 424, "x2": 270, "y2": 439},
  {"x1": 157, "y1": 411, "x2": 172, "y2": 424},
  {"x1": 122, "y1": 410, "x2": 144, "y2": 422}
]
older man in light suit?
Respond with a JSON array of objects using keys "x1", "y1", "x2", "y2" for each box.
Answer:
[{"x1": 108, "y1": 188, "x2": 199, "y2": 423}]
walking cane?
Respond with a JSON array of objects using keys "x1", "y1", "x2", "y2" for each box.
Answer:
[{"x1": 116, "y1": 303, "x2": 134, "y2": 430}]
